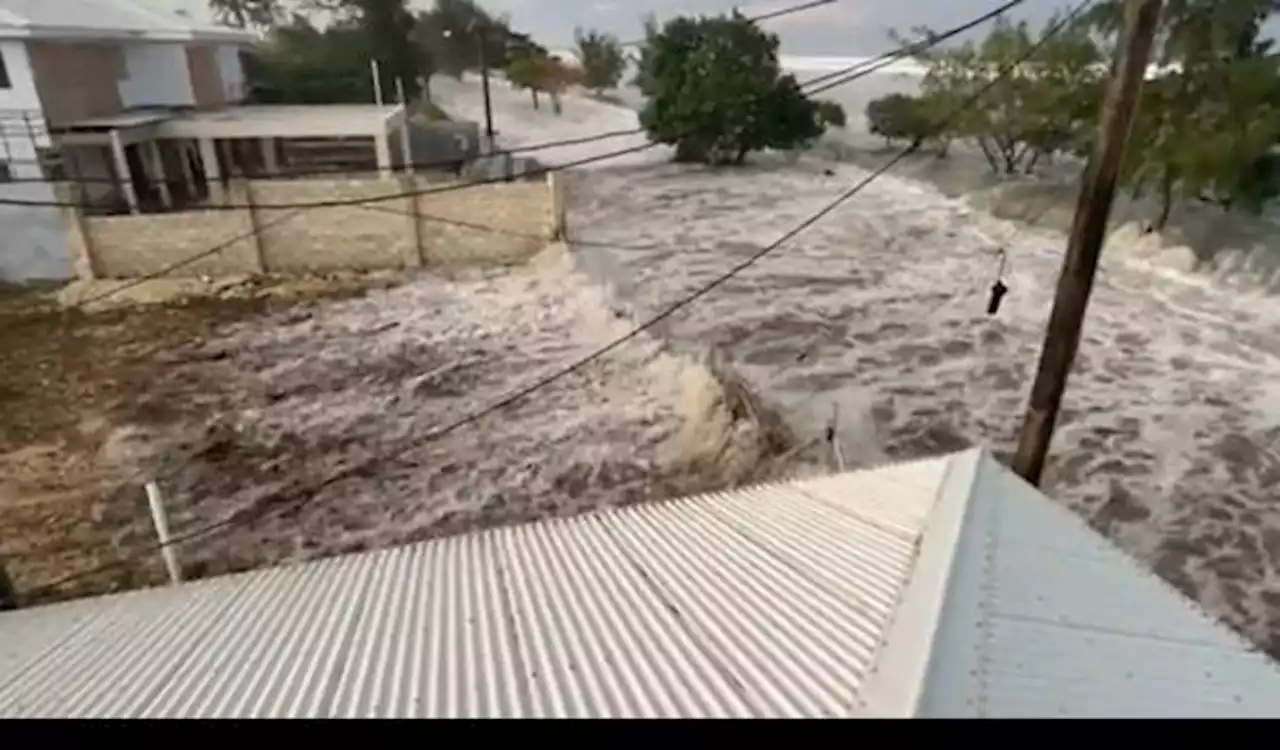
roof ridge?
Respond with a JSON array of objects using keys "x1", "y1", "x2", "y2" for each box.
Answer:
[{"x1": 850, "y1": 447, "x2": 985, "y2": 718}]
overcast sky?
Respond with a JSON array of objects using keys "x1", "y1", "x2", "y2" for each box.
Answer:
[{"x1": 440, "y1": 0, "x2": 1067, "y2": 56}]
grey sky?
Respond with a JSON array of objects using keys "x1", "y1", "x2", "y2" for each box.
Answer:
[{"x1": 451, "y1": 0, "x2": 1064, "y2": 56}]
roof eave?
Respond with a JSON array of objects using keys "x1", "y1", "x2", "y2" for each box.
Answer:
[{"x1": 0, "y1": 25, "x2": 256, "y2": 45}]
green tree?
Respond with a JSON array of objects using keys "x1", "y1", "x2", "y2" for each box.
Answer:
[
  {"x1": 1122, "y1": 59, "x2": 1280, "y2": 229},
  {"x1": 894, "y1": 11, "x2": 1103, "y2": 174},
  {"x1": 340, "y1": 0, "x2": 423, "y2": 100},
  {"x1": 636, "y1": 12, "x2": 834, "y2": 165},
  {"x1": 865, "y1": 93, "x2": 930, "y2": 146},
  {"x1": 415, "y1": 0, "x2": 543, "y2": 82},
  {"x1": 1089, "y1": 0, "x2": 1280, "y2": 228},
  {"x1": 208, "y1": 0, "x2": 283, "y2": 30},
  {"x1": 506, "y1": 52, "x2": 545, "y2": 109},
  {"x1": 574, "y1": 28, "x2": 626, "y2": 93},
  {"x1": 1085, "y1": 0, "x2": 1279, "y2": 64},
  {"x1": 244, "y1": 15, "x2": 376, "y2": 104},
  {"x1": 505, "y1": 53, "x2": 577, "y2": 114},
  {"x1": 816, "y1": 100, "x2": 847, "y2": 129}
]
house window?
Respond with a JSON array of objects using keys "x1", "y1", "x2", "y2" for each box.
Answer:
[
  {"x1": 0, "y1": 48, "x2": 10, "y2": 89},
  {"x1": 0, "y1": 162, "x2": 12, "y2": 183}
]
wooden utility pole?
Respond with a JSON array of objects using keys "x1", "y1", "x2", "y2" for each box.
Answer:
[
  {"x1": 0, "y1": 559, "x2": 15, "y2": 611},
  {"x1": 1011, "y1": 0, "x2": 1164, "y2": 486}
]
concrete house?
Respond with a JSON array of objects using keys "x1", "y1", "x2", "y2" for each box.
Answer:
[
  {"x1": 0, "y1": 0, "x2": 415, "y2": 282},
  {"x1": 0, "y1": 0, "x2": 254, "y2": 280},
  {"x1": 0, "y1": 0, "x2": 252, "y2": 180}
]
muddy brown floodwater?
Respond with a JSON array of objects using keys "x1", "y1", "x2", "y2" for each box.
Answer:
[
  {"x1": 0, "y1": 253, "x2": 796, "y2": 607},
  {"x1": 567, "y1": 157, "x2": 1280, "y2": 661},
  {"x1": 0, "y1": 275, "x2": 394, "y2": 601}
]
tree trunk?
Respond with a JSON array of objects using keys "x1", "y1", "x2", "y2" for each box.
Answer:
[
  {"x1": 674, "y1": 141, "x2": 700, "y2": 163},
  {"x1": 531, "y1": 90, "x2": 540, "y2": 109},
  {"x1": 551, "y1": 92, "x2": 562, "y2": 115},
  {"x1": 1025, "y1": 149, "x2": 1043, "y2": 174},
  {"x1": 1001, "y1": 138, "x2": 1021, "y2": 175},
  {"x1": 1154, "y1": 169, "x2": 1174, "y2": 231},
  {"x1": 976, "y1": 138, "x2": 1000, "y2": 174}
]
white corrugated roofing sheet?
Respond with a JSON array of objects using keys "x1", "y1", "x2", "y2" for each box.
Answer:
[
  {"x1": 2, "y1": 448, "x2": 1278, "y2": 718},
  {"x1": 0, "y1": 455, "x2": 948, "y2": 718}
]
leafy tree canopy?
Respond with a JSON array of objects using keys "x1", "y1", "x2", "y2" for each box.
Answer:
[
  {"x1": 413, "y1": 0, "x2": 545, "y2": 80},
  {"x1": 575, "y1": 28, "x2": 627, "y2": 93},
  {"x1": 882, "y1": 2, "x2": 1280, "y2": 229},
  {"x1": 635, "y1": 12, "x2": 838, "y2": 165},
  {"x1": 226, "y1": 0, "x2": 547, "y2": 106},
  {"x1": 208, "y1": 0, "x2": 283, "y2": 31},
  {"x1": 506, "y1": 52, "x2": 580, "y2": 113},
  {"x1": 243, "y1": 14, "x2": 379, "y2": 104}
]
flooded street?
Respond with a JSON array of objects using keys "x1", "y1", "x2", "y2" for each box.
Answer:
[{"x1": 567, "y1": 157, "x2": 1280, "y2": 656}]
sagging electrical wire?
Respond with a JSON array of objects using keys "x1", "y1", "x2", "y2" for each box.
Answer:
[
  {"x1": 35, "y1": 13, "x2": 1028, "y2": 312},
  {"x1": 18, "y1": 0, "x2": 1093, "y2": 602}
]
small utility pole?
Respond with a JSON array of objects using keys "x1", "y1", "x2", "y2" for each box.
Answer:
[
  {"x1": 476, "y1": 32, "x2": 496, "y2": 151},
  {"x1": 1011, "y1": 0, "x2": 1163, "y2": 486}
]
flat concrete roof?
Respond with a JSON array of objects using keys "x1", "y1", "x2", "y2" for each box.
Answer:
[
  {"x1": 159, "y1": 105, "x2": 406, "y2": 140},
  {"x1": 55, "y1": 111, "x2": 173, "y2": 132}
]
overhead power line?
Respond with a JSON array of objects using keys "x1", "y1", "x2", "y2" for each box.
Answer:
[
  {"x1": 0, "y1": 0, "x2": 1013, "y2": 209},
  {"x1": 618, "y1": 0, "x2": 840, "y2": 47},
  {"x1": 34, "y1": 5, "x2": 1023, "y2": 309},
  {"x1": 800, "y1": 0, "x2": 1031, "y2": 96},
  {"x1": 20, "y1": 0, "x2": 1091, "y2": 602}
]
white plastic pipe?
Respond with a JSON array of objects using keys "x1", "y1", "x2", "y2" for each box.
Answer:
[{"x1": 145, "y1": 481, "x2": 183, "y2": 585}]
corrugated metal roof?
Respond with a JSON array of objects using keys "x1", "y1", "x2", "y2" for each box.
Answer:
[
  {"x1": 0, "y1": 455, "x2": 949, "y2": 718},
  {"x1": 862, "y1": 450, "x2": 1280, "y2": 719},
  {"x1": 3, "y1": 448, "x2": 1279, "y2": 718}
]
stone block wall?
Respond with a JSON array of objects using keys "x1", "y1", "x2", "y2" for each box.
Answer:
[{"x1": 69, "y1": 173, "x2": 563, "y2": 279}]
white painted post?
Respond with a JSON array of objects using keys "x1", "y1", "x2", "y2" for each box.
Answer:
[
  {"x1": 108, "y1": 129, "x2": 139, "y2": 214},
  {"x1": 374, "y1": 131, "x2": 393, "y2": 180},
  {"x1": 260, "y1": 137, "x2": 279, "y2": 175},
  {"x1": 198, "y1": 137, "x2": 222, "y2": 201},
  {"x1": 144, "y1": 481, "x2": 183, "y2": 585},
  {"x1": 146, "y1": 140, "x2": 172, "y2": 209},
  {"x1": 177, "y1": 141, "x2": 197, "y2": 196},
  {"x1": 396, "y1": 78, "x2": 413, "y2": 176},
  {"x1": 830, "y1": 404, "x2": 847, "y2": 473},
  {"x1": 370, "y1": 59, "x2": 384, "y2": 105}
]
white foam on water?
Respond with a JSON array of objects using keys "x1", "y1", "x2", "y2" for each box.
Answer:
[
  {"x1": 486, "y1": 73, "x2": 1280, "y2": 654},
  {"x1": 137, "y1": 74, "x2": 1280, "y2": 658}
]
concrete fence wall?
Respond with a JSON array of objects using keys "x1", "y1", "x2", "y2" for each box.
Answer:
[{"x1": 64, "y1": 172, "x2": 567, "y2": 279}]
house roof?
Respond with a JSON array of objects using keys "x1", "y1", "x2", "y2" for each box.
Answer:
[
  {"x1": 1, "y1": 448, "x2": 1277, "y2": 718},
  {"x1": 0, "y1": 0, "x2": 255, "y2": 43}
]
